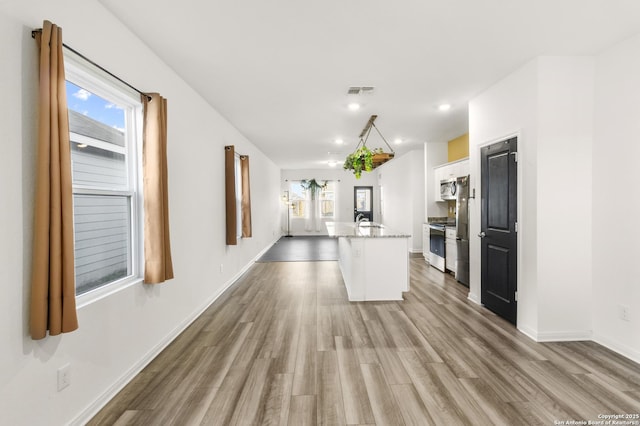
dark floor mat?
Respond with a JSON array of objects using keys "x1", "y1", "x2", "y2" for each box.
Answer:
[{"x1": 257, "y1": 236, "x2": 338, "y2": 262}]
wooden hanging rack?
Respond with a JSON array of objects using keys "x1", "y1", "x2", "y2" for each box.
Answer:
[
  {"x1": 354, "y1": 115, "x2": 395, "y2": 168},
  {"x1": 355, "y1": 115, "x2": 394, "y2": 152}
]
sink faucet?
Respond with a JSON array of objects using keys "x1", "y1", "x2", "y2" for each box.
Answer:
[{"x1": 355, "y1": 213, "x2": 369, "y2": 224}]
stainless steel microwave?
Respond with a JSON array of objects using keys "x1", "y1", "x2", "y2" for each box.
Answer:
[{"x1": 440, "y1": 179, "x2": 457, "y2": 200}]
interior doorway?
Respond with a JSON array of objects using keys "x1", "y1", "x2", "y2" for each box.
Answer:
[
  {"x1": 480, "y1": 137, "x2": 518, "y2": 325},
  {"x1": 354, "y1": 186, "x2": 373, "y2": 221}
]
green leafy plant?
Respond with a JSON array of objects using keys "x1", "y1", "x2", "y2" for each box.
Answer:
[
  {"x1": 343, "y1": 146, "x2": 384, "y2": 179},
  {"x1": 300, "y1": 178, "x2": 327, "y2": 200}
]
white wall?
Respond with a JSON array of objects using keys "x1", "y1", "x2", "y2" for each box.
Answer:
[
  {"x1": 536, "y1": 58, "x2": 593, "y2": 339},
  {"x1": 281, "y1": 168, "x2": 378, "y2": 235},
  {"x1": 468, "y1": 59, "x2": 539, "y2": 324},
  {"x1": 0, "y1": 2, "x2": 281, "y2": 425},
  {"x1": 410, "y1": 150, "x2": 426, "y2": 250},
  {"x1": 377, "y1": 148, "x2": 425, "y2": 252},
  {"x1": 592, "y1": 34, "x2": 640, "y2": 362},
  {"x1": 469, "y1": 57, "x2": 594, "y2": 340}
]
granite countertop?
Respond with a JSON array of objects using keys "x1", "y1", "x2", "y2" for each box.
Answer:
[
  {"x1": 426, "y1": 219, "x2": 456, "y2": 228},
  {"x1": 326, "y1": 222, "x2": 411, "y2": 238},
  {"x1": 427, "y1": 216, "x2": 455, "y2": 227}
]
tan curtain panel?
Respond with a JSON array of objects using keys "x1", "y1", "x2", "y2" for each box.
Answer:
[
  {"x1": 240, "y1": 155, "x2": 252, "y2": 238},
  {"x1": 142, "y1": 93, "x2": 174, "y2": 284},
  {"x1": 30, "y1": 20, "x2": 78, "y2": 340},
  {"x1": 225, "y1": 146, "x2": 237, "y2": 245}
]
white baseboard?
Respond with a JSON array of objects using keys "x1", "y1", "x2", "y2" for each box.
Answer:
[
  {"x1": 592, "y1": 333, "x2": 640, "y2": 365},
  {"x1": 518, "y1": 327, "x2": 640, "y2": 365},
  {"x1": 71, "y1": 237, "x2": 278, "y2": 426},
  {"x1": 534, "y1": 330, "x2": 593, "y2": 342},
  {"x1": 467, "y1": 292, "x2": 481, "y2": 305},
  {"x1": 517, "y1": 324, "x2": 538, "y2": 341},
  {"x1": 517, "y1": 324, "x2": 592, "y2": 343}
]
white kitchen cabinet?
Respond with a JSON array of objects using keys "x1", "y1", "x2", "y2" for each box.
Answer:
[
  {"x1": 446, "y1": 158, "x2": 469, "y2": 180},
  {"x1": 433, "y1": 158, "x2": 470, "y2": 202},
  {"x1": 441, "y1": 164, "x2": 456, "y2": 181},
  {"x1": 445, "y1": 227, "x2": 457, "y2": 275},
  {"x1": 457, "y1": 158, "x2": 469, "y2": 177},
  {"x1": 422, "y1": 223, "x2": 430, "y2": 261}
]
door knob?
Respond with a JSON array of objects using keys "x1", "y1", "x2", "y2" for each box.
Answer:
[{"x1": 478, "y1": 232, "x2": 486, "y2": 238}]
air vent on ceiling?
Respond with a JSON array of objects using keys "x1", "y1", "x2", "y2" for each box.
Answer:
[{"x1": 347, "y1": 86, "x2": 375, "y2": 96}]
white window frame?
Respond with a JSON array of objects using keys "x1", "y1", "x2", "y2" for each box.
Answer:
[
  {"x1": 319, "y1": 182, "x2": 336, "y2": 219},
  {"x1": 64, "y1": 52, "x2": 144, "y2": 308},
  {"x1": 289, "y1": 181, "x2": 306, "y2": 219},
  {"x1": 288, "y1": 180, "x2": 336, "y2": 220}
]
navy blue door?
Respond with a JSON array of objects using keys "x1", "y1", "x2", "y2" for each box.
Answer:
[{"x1": 481, "y1": 137, "x2": 518, "y2": 325}]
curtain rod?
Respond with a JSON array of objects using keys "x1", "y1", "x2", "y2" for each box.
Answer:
[
  {"x1": 31, "y1": 28, "x2": 152, "y2": 102},
  {"x1": 284, "y1": 179, "x2": 341, "y2": 182}
]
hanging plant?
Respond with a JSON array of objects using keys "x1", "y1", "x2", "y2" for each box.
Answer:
[
  {"x1": 300, "y1": 178, "x2": 327, "y2": 200},
  {"x1": 343, "y1": 115, "x2": 395, "y2": 179},
  {"x1": 343, "y1": 146, "x2": 381, "y2": 179}
]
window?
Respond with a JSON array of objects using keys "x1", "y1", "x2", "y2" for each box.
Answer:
[
  {"x1": 65, "y1": 53, "x2": 142, "y2": 296},
  {"x1": 320, "y1": 182, "x2": 335, "y2": 218},
  {"x1": 288, "y1": 180, "x2": 336, "y2": 219},
  {"x1": 289, "y1": 181, "x2": 306, "y2": 218}
]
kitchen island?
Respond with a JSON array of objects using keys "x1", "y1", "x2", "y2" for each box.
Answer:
[{"x1": 326, "y1": 222, "x2": 410, "y2": 301}]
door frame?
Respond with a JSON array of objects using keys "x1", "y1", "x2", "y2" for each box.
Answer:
[
  {"x1": 353, "y1": 186, "x2": 374, "y2": 221},
  {"x1": 473, "y1": 131, "x2": 522, "y2": 325}
]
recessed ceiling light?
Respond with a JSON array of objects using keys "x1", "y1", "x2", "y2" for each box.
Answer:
[
  {"x1": 77, "y1": 143, "x2": 88, "y2": 148},
  {"x1": 335, "y1": 138, "x2": 344, "y2": 145},
  {"x1": 328, "y1": 160, "x2": 337, "y2": 167},
  {"x1": 438, "y1": 104, "x2": 451, "y2": 111},
  {"x1": 394, "y1": 138, "x2": 403, "y2": 145},
  {"x1": 348, "y1": 102, "x2": 361, "y2": 111}
]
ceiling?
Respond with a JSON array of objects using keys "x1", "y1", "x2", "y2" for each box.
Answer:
[{"x1": 99, "y1": 0, "x2": 640, "y2": 170}]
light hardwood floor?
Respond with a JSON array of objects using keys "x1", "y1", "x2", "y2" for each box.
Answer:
[{"x1": 89, "y1": 259, "x2": 640, "y2": 425}]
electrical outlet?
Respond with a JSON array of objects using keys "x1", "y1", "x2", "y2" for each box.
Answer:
[
  {"x1": 57, "y1": 364, "x2": 71, "y2": 391},
  {"x1": 220, "y1": 264, "x2": 224, "y2": 273},
  {"x1": 620, "y1": 305, "x2": 630, "y2": 322}
]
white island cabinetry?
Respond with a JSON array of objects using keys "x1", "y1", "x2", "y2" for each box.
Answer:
[{"x1": 327, "y1": 222, "x2": 410, "y2": 301}]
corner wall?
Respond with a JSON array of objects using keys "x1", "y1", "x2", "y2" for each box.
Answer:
[
  {"x1": 377, "y1": 148, "x2": 425, "y2": 252},
  {"x1": 536, "y1": 57, "x2": 593, "y2": 339},
  {"x1": 469, "y1": 57, "x2": 594, "y2": 340},
  {"x1": 592, "y1": 34, "x2": 640, "y2": 362},
  {"x1": 468, "y1": 59, "x2": 539, "y2": 329},
  {"x1": 0, "y1": 2, "x2": 281, "y2": 425}
]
